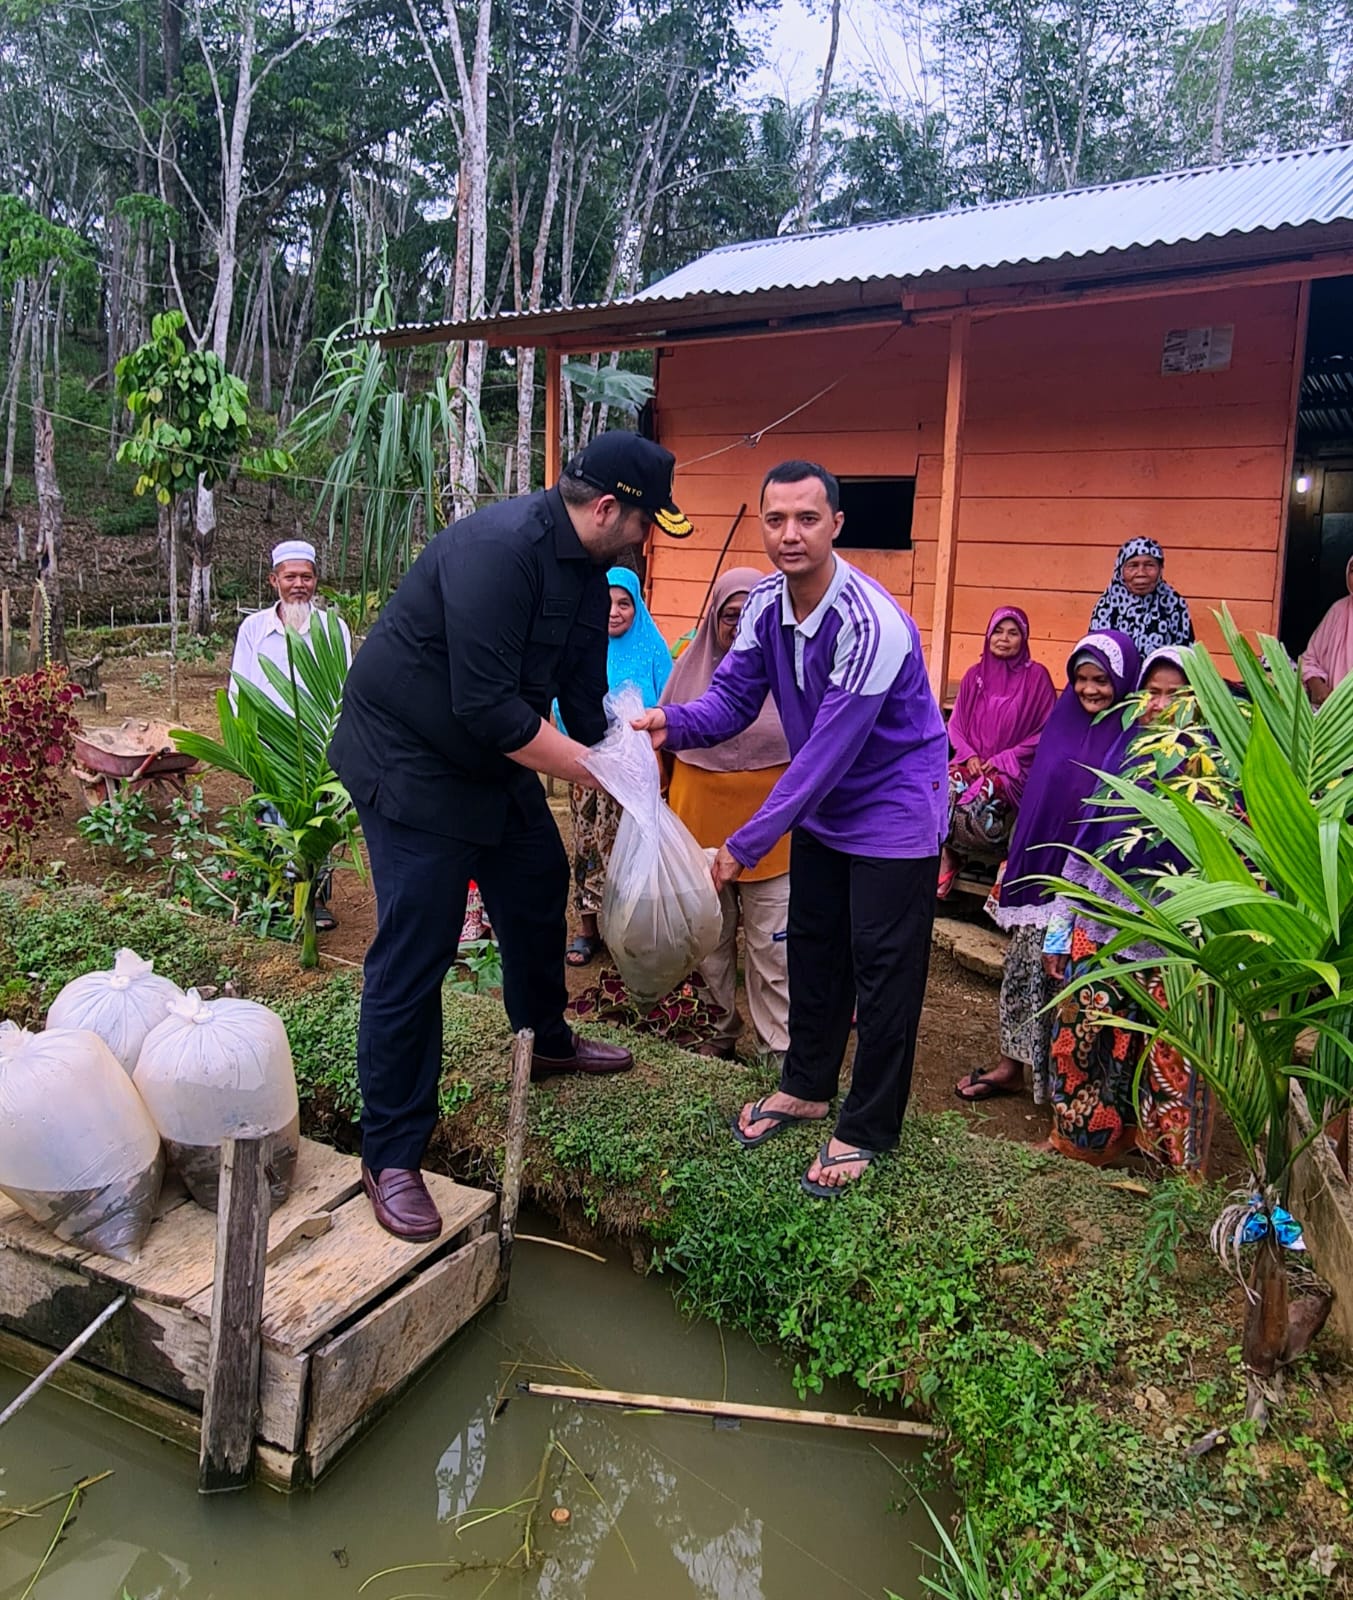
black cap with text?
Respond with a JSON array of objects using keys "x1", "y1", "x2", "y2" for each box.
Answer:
[{"x1": 565, "y1": 431, "x2": 693, "y2": 539}]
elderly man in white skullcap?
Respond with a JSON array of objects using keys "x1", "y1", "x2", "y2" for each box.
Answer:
[
  {"x1": 228, "y1": 539, "x2": 353, "y2": 711},
  {"x1": 228, "y1": 538, "x2": 354, "y2": 932}
]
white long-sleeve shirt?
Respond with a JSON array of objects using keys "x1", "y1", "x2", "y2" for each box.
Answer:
[{"x1": 228, "y1": 604, "x2": 353, "y2": 710}]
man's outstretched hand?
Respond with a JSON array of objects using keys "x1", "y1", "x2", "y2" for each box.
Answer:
[{"x1": 631, "y1": 707, "x2": 668, "y2": 750}]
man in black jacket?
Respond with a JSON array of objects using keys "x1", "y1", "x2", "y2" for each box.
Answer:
[{"x1": 330, "y1": 432, "x2": 692, "y2": 1240}]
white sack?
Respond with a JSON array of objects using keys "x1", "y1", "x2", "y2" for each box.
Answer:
[
  {"x1": 46, "y1": 948, "x2": 185, "y2": 1075},
  {"x1": 0, "y1": 1022, "x2": 164, "y2": 1260},
  {"x1": 580, "y1": 687, "x2": 722, "y2": 1004},
  {"x1": 133, "y1": 991, "x2": 300, "y2": 1210}
]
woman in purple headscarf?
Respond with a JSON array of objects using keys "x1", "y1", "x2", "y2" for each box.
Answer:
[
  {"x1": 1042, "y1": 647, "x2": 1212, "y2": 1170},
  {"x1": 939, "y1": 607, "x2": 1057, "y2": 897},
  {"x1": 955, "y1": 629, "x2": 1141, "y2": 1104}
]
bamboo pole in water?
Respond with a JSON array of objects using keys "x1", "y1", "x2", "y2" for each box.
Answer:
[
  {"x1": 518, "y1": 1381, "x2": 943, "y2": 1439},
  {"x1": 0, "y1": 1297, "x2": 128, "y2": 1430},
  {"x1": 498, "y1": 1027, "x2": 534, "y2": 1301}
]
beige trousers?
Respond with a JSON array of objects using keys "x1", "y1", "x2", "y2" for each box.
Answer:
[{"x1": 700, "y1": 873, "x2": 791, "y2": 1056}]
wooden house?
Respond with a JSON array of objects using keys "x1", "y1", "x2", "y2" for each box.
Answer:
[{"x1": 384, "y1": 143, "x2": 1353, "y2": 693}]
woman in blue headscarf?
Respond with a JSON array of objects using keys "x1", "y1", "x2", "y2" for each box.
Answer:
[{"x1": 567, "y1": 568, "x2": 672, "y2": 965}]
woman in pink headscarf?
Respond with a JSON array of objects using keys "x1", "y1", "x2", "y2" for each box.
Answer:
[
  {"x1": 938, "y1": 607, "x2": 1057, "y2": 898},
  {"x1": 1302, "y1": 555, "x2": 1353, "y2": 707}
]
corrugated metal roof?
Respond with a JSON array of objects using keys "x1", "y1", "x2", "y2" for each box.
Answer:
[
  {"x1": 377, "y1": 141, "x2": 1353, "y2": 349},
  {"x1": 634, "y1": 142, "x2": 1353, "y2": 303}
]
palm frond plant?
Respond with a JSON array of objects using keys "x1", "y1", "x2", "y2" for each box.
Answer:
[
  {"x1": 286, "y1": 269, "x2": 477, "y2": 611},
  {"x1": 1042, "y1": 608, "x2": 1353, "y2": 1396},
  {"x1": 171, "y1": 611, "x2": 362, "y2": 969}
]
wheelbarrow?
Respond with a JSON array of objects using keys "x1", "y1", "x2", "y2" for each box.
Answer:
[{"x1": 71, "y1": 720, "x2": 200, "y2": 810}]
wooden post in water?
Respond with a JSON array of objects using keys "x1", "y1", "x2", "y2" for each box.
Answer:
[
  {"x1": 199, "y1": 1135, "x2": 271, "y2": 1494},
  {"x1": 498, "y1": 1028, "x2": 534, "y2": 1301}
]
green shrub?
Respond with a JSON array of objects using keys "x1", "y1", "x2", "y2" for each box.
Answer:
[
  {"x1": 94, "y1": 502, "x2": 158, "y2": 537},
  {"x1": 271, "y1": 974, "x2": 363, "y2": 1119},
  {"x1": 0, "y1": 882, "x2": 234, "y2": 1004},
  {"x1": 77, "y1": 784, "x2": 157, "y2": 866}
]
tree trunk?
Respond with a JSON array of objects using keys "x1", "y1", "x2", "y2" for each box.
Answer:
[
  {"x1": 260, "y1": 244, "x2": 273, "y2": 412},
  {"x1": 160, "y1": 0, "x2": 183, "y2": 303},
  {"x1": 1243, "y1": 1230, "x2": 1289, "y2": 1383},
  {"x1": 515, "y1": 0, "x2": 579, "y2": 493},
  {"x1": 1210, "y1": 0, "x2": 1238, "y2": 163},
  {"x1": 169, "y1": 492, "x2": 184, "y2": 719},
  {"x1": 799, "y1": 0, "x2": 842, "y2": 229},
  {"x1": 134, "y1": 2, "x2": 149, "y2": 349},
  {"x1": 442, "y1": 0, "x2": 493, "y2": 516},
  {"x1": 234, "y1": 254, "x2": 263, "y2": 379},
  {"x1": 29, "y1": 395, "x2": 66, "y2": 669},
  {"x1": 189, "y1": 483, "x2": 215, "y2": 635},
  {"x1": 279, "y1": 185, "x2": 340, "y2": 425},
  {"x1": 191, "y1": 0, "x2": 258, "y2": 637},
  {"x1": 1, "y1": 281, "x2": 30, "y2": 521},
  {"x1": 52, "y1": 280, "x2": 65, "y2": 399}
]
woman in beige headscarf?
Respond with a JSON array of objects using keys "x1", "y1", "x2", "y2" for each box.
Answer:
[{"x1": 661, "y1": 568, "x2": 792, "y2": 1062}]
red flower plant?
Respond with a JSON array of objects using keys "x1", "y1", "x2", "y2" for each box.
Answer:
[{"x1": 0, "y1": 666, "x2": 80, "y2": 874}]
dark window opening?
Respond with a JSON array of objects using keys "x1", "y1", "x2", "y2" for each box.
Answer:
[
  {"x1": 837, "y1": 476, "x2": 915, "y2": 551},
  {"x1": 1282, "y1": 275, "x2": 1353, "y2": 657}
]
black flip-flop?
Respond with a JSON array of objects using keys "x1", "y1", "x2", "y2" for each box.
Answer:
[
  {"x1": 730, "y1": 1096, "x2": 827, "y2": 1148},
  {"x1": 954, "y1": 1067, "x2": 1021, "y2": 1103},
  {"x1": 566, "y1": 934, "x2": 603, "y2": 968},
  {"x1": 313, "y1": 907, "x2": 337, "y2": 933},
  {"x1": 800, "y1": 1142, "x2": 879, "y2": 1199}
]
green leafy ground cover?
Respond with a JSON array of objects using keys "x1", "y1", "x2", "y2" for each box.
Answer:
[{"x1": 2, "y1": 884, "x2": 1350, "y2": 1597}]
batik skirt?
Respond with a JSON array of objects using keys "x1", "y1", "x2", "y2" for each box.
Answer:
[
  {"x1": 997, "y1": 923, "x2": 1054, "y2": 1104},
  {"x1": 569, "y1": 784, "x2": 622, "y2": 918},
  {"x1": 1048, "y1": 926, "x2": 1212, "y2": 1170}
]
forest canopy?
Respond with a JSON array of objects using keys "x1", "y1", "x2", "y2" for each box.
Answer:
[{"x1": 2, "y1": 0, "x2": 1351, "y2": 533}]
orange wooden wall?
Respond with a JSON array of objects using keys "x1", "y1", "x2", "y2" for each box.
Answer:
[{"x1": 648, "y1": 279, "x2": 1303, "y2": 689}]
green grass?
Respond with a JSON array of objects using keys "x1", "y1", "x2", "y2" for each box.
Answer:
[
  {"x1": 0, "y1": 882, "x2": 239, "y2": 1019},
  {"x1": 3, "y1": 882, "x2": 1350, "y2": 1598}
]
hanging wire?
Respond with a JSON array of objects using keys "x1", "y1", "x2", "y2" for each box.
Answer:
[{"x1": 10, "y1": 318, "x2": 905, "y2": 506}]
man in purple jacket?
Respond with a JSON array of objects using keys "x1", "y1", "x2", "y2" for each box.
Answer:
[{"x1": 635, "y1": 460, "x2": 947, "y2": 1196}]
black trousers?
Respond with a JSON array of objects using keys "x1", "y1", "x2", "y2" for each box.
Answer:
[
  {"x1": 355, "y1": 791, "x2": 573, "y2": 1173},
  {"x1": 779, "y1": 831, "x2": 938, "y2": 1153}
]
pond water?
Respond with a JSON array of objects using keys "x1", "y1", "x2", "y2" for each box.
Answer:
[{"x1": 0, "y1": 1218, "x2": 946, "y2": 1600}]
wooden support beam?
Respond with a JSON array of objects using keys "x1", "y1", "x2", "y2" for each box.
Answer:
[
  {"x1": 1272, "y1": 278, "x2": 1311, "y2": 636},
  {"x1": 544, "y1": 349, "x2": 563, "y2": 487},
  {"x1": 498, "y1": 1028, "x2": 534, "y2": 1301},
  {"x1": 929, "y1": 312, "x2": 970, "y2": 700},
  {"x1": 518, "y1": 1381, "x2": 944, "y2": 1439},
  {"x1": 199, "y1": 1135, "x2": 271, "y2": 1494}
]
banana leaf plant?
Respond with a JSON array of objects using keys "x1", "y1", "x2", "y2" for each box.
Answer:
[
  {"x1": 172, "y1": 610, "x2": 362, "y2": 968},
  {"x1": 1041, "y1": 608, "x2": 1353, "y2": 1398}
]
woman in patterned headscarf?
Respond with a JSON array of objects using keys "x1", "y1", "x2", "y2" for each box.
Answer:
[{"x1": 1089, "y1": 538, "x2": 1193, "y2": 657}]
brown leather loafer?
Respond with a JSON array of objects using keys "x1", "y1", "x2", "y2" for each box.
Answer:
[
  {"x1": 361, "y1": 1164, "x2": 442, "y2": 1242},
  {"x1": 531, "y1": 1032, "x2": 634, "y2": 1081}
]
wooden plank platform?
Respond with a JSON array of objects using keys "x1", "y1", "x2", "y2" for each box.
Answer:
[{"x1": 0, "y1": 1138, "x2": 499, "y2": 1488}]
